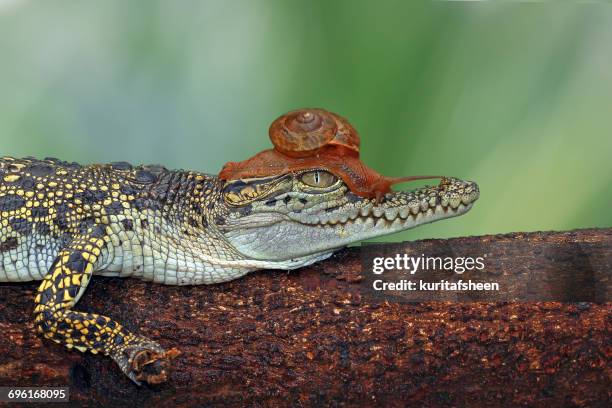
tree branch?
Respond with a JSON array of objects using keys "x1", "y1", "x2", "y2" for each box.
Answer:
[{"x1": 0, "y1": 228, "x2": 609, "y2": 407}]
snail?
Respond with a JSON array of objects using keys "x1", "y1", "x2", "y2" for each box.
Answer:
[
  {"x1": 268, "y1": 108, "x2": 359, "y2": 158},
  {"x1": 219, "y1": 108, "x2": 441, "y2": 200}
]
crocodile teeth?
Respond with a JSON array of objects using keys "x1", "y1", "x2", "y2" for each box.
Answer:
[
  {"x1": 384, "y1": 208, "x2": 398, "y2": 221},
  {"x1": 327, "y1": 217, "x2": 339, "y2": 225},
  {"x1": 399, "y1": 208, "x2": 409, "y2": 219},
  {"x1": 360, "y1": 204, "x2": 372, "y2": 217},
  {"x1": 449, "y1": 194, "x2": 461, "y2": 209},
  {"x1": 373, "y1": 207, "x2": 384, "y2": 218},
  {"x1": 309, "y1": 215, "x2": 320, "y2": 223},
  {"x1": 441, "y1": 195, "x2": 449, "y2": 208},
  {"x1": 409, "y1": 201, "x2": 420, "y2": 215}
]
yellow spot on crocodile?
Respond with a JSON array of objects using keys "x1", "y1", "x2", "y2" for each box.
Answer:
[{"x1": 3, "y1": 174, "x2": 20, "y2": 183}]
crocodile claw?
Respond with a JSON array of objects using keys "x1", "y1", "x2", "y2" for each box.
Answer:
[{"x1": 112, "y1": 341, "x2": 181, "y2": 385}]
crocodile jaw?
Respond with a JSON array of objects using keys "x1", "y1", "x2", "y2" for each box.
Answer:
[{"x1": 221, "y1": 178, "x2": 479, "y2": 263}]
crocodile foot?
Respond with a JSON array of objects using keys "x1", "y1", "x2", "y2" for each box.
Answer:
[
  {"x1": 131, "y1": 347, "x2": 181, "y2": 384},
  {"x1": 112, "y1": 341, "x2": 181, "y2": 385}
]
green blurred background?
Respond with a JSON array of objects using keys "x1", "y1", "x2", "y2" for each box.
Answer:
[{"x1": 0, "y1": 0, "x2": 610, "y2": 241}]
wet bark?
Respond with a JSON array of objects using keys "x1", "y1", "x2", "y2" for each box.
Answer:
[{"x1": 0, "y1": 228, "x2": 610, "y2": 407}]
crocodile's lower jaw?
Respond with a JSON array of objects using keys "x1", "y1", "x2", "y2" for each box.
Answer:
[
  {"x1": 223, "y1": 202, "x2": 474, "y2": 263},
  {"x1": 305, "y1": 201, "x2": 475, "y2": 244}
]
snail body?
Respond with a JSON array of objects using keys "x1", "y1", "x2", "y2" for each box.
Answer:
[{"x1": 219, "y1": 108, "x2": 440, "y2": 199}]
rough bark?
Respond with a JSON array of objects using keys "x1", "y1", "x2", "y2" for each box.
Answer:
[{"x1": 0, "y1": 228, "x2": 610, "y2": 407}]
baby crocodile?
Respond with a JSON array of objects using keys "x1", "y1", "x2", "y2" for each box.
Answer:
[{"x1": 0, "y1": 156, "x2": 479, "y2": 384}]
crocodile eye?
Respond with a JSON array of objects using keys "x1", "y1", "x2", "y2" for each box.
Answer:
[{"x1": 300, "y1": 171, "x2": 338, "y2": 188}]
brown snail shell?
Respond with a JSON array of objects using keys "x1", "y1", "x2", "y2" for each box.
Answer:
[{"x1": 269, "y1": 108, "x2": 360, "y2": 158}]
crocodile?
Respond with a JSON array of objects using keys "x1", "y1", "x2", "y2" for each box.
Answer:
[{"x1": 0, "y1": 156, "x2": 479, "y2": 384}]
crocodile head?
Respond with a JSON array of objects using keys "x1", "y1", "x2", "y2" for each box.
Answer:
[{"x1": 215, "y1": 169, "x2": 479, "y2": 268}]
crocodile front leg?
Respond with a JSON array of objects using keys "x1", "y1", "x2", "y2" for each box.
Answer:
[{"x1": 32, "y1": 225, "x2": 177, "y2": 385}]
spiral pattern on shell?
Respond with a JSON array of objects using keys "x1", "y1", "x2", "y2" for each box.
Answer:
[
  {"x1": 269, "y1": 108, "x2": 360, "y2": 158},
  {"x1": 269, "y1": 108, "x2": 336, "y2": 157}
]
